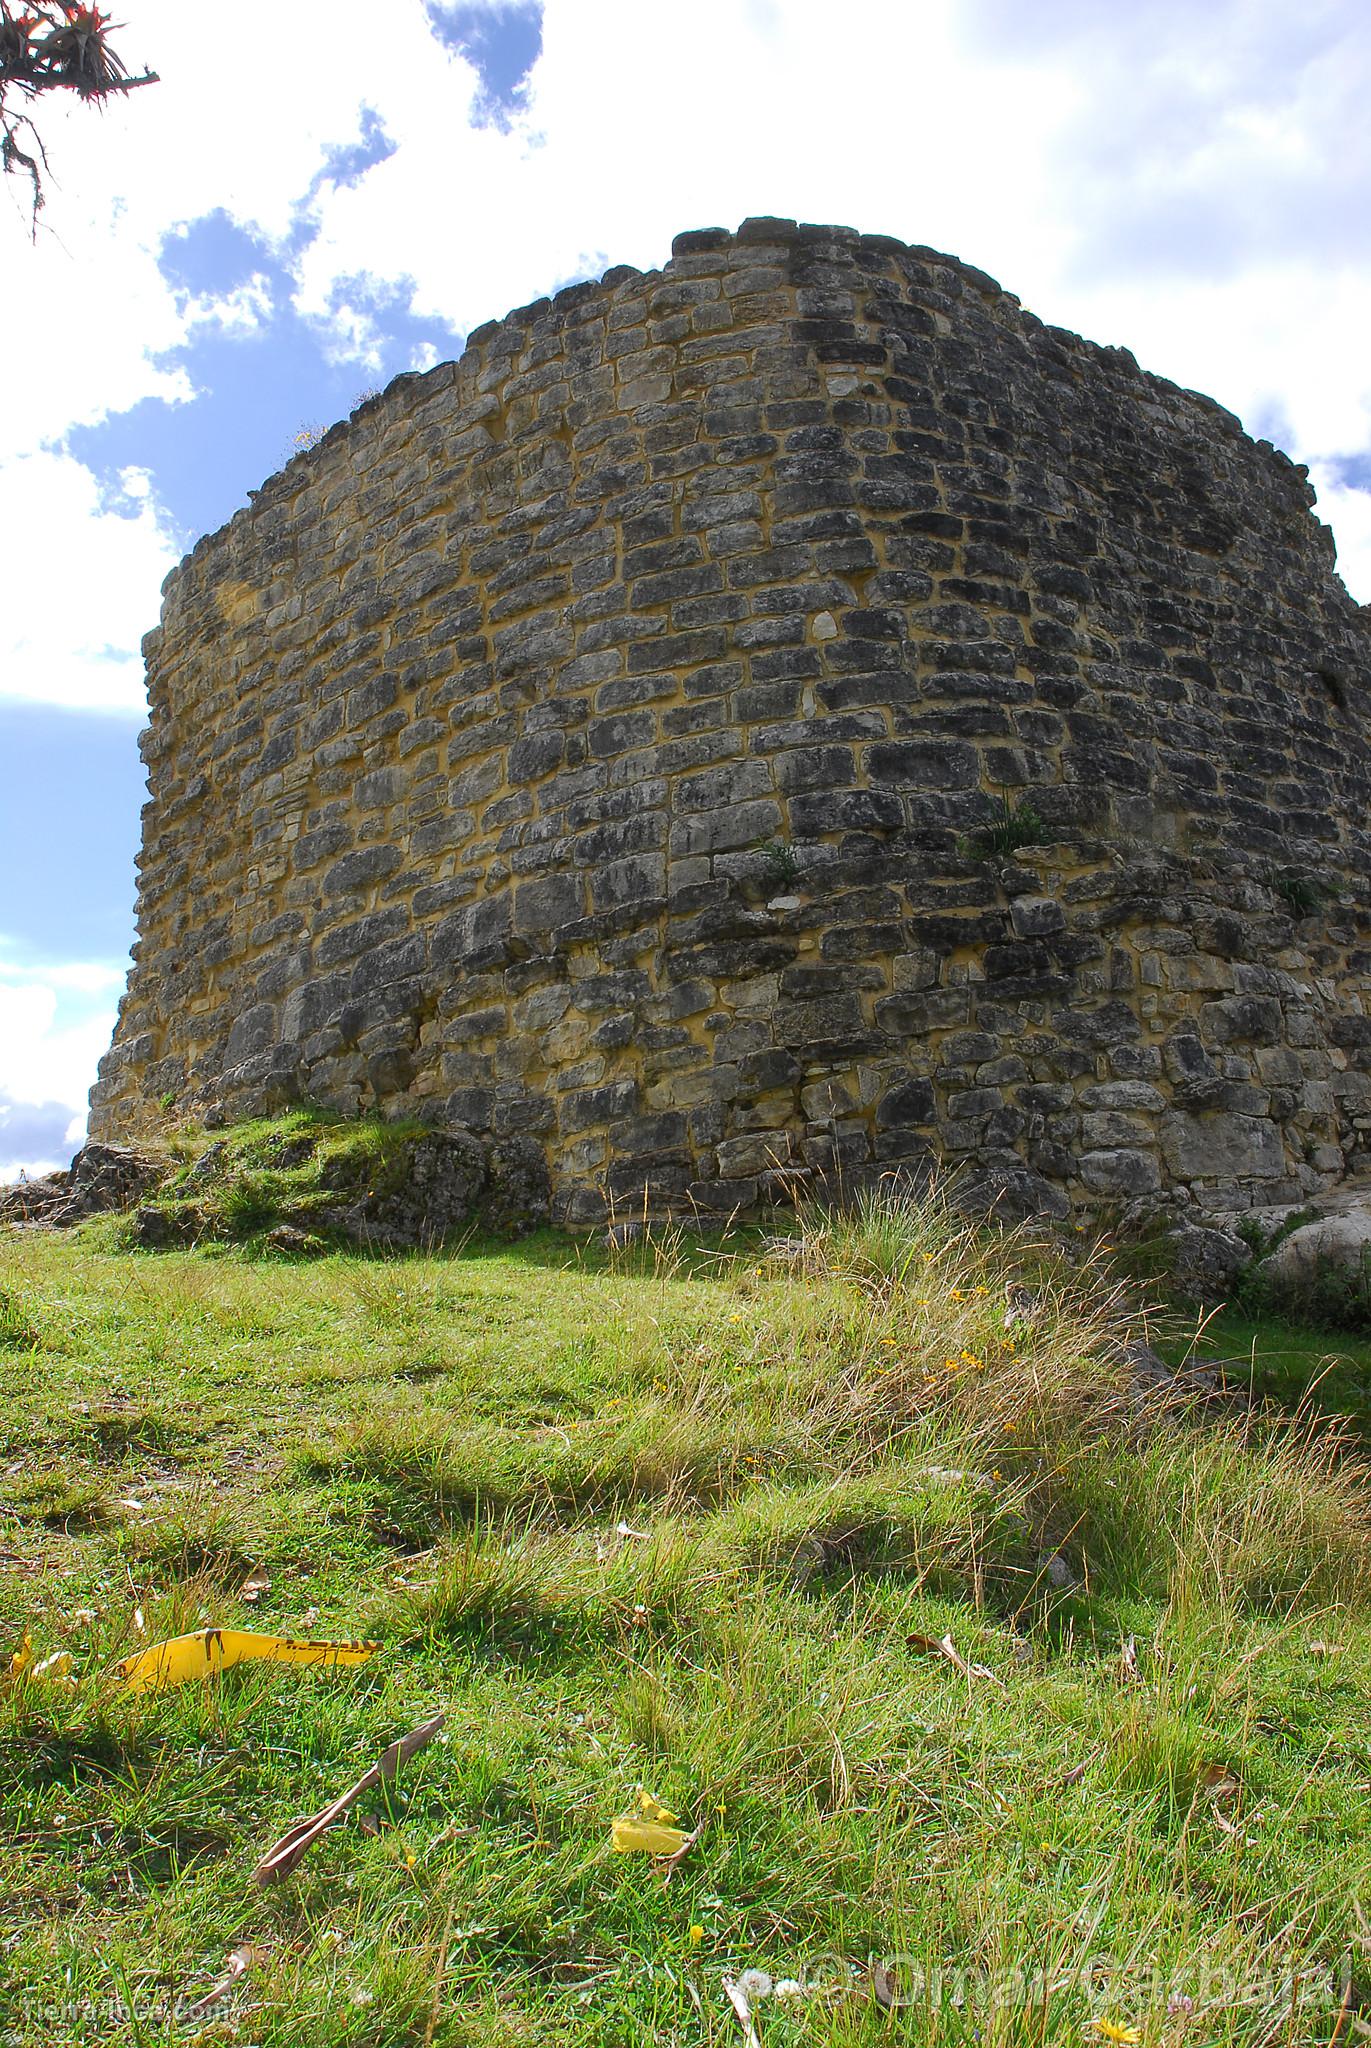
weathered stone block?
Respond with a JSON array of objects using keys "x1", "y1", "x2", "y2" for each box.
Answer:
[
  {"x1": 1078, "y1": 1148, "x2": 1161, "y2": 1196},
  {"x1": 1160, "y1": 1113, "x2": 1285, "y2": 1181}
]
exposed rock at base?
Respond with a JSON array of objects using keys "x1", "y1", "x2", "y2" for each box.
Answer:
[
  {"x1": 311, "y1": 1128, "x2": 488, "y2": 1248},
  {"x1": 482, "y1": 1136, "x2": 554, "y2": 1239},
  {"x1": 1113, "y1": 1337, "x2": 1223, "y2": 1405},
  {"x1": 262, "y1": 1223, "x2": 329, "y2": 1258},
  {"x1": 4, "y1": 1121, "x2": 552, "y2": 1250},
  {"x1": 1162, "y1": 1223, "x2": 1251, "y2": 1305},
  {"x1": 0, "y1": 1143, "x2": 165, "y2": 1228},
  {"x1": 129, "y1": 1204, "x2": 179, "y2": 1249},
  {"x1": 1259, "y1": 1201, "x2": 1371, "y2": 1289},
  {"x1": 131, "y1": 1120, "x2": 551, "y2": 1251},
  {"x1": 0, "y1": 1172, "x2": 67, "y2": 1224}
]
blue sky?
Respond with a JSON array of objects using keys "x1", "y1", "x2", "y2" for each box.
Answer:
[{"x1": 2, "y1": 0, "x2": 1369, "y2": 1178}]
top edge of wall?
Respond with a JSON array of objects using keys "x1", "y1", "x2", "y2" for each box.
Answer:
[{"x1": 155, "y1": 214, "x2": 1337, "y2": 607}]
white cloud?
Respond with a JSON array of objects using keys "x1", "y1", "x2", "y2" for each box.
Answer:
[
  {"x1": 181, "y1": 274, "x2": 276, "y2": 339},
  {"x1": 0, "y1": 1, "x2": 461, "y2": 717},
  {"x1": 0, "y1": 450, "x2": 180, "y2": 712},
  {"x1": 3, "y1": 0, "x2": 1367, "y2": 733},
  {"x1": 279, "y1": 0, "x2": 1371, "y2": 592},
  {"x1": 1309, "y1": 470, "x2": 1371, "y2": 594},
  {"x1": 0, "y1": 946, "x2": 125, "y2": 1175}
]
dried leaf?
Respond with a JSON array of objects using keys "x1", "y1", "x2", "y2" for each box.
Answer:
[
  {"x1": 870, "y1": 1959, "x2": 914, "y2": 2011},
  {"x1": 240, "y1": 1574, "x2": 271, "y2": 1605},
  {"x1": 610, "y1": 1791, "x2": 701, "y2": 1871},
  {"x1": 907, "y1": 1630, "x2": 1005, "y2": 1688},
  {"x1": 31, "y1": 1649, "x2": 76, "y2": 1687},
  {"x1": 616, "y1": 1520, "x2": 650, "y2": 1541},
  {"x1": 115, "y1": 1627, "x2": 377, "y2": 1697},
  {"x1": 253, "y1": 1711, "x2": 445, "y2": 1885},
  {"x1": 1211, "y1": 1806, "x2": 1260, "y2": 1847},
  {"x1": 4, "y1": 1634, "x2": 75, "y2": 1688},
  {"x1": 1198, "y1": 1761, "x2": 1240, "y2": 1802},
  {"x1": 636, "y1": 1788, "x2": 678, "y2": 1823},
  {"x1": 184, "y1": 1942, "x2": 256, "y2": 2021},
  {"x1": 1309, "y1": 1641, "x2": 1346, "y2": 1658},
  {"x1": 723, "y1": 1973, "x2": 763, "y2": 2048},
  {"x1": 1118, "y1": 1636, "x2": 1141, "y2": 1684}
]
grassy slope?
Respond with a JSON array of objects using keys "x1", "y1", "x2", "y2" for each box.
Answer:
[
  {"x1": 1, "y1": 1204, "x2": 1369, "y2": 2046},
  {"x1": 1177, "y1": 1310, "x2": 1371, "y2": 1433}
]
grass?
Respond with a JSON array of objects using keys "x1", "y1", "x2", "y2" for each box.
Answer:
[
  {"x1": 2, "y1": 1185, "x2": 1370, "y2": 2043},
  {"x1": 1172, "y1": 1307, "x2": 1371, "y2": 1432},
  {"x1": 961, "y1": 794, "x2": 1054, "y2": 861},
  {"x1": 93, "y1": 1105, "x2": 443, "y2": 1250},
  {"x1": 1265, "y1": 870, "x2": 1336, "y2": 920}
]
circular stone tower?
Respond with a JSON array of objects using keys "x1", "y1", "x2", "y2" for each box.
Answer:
[{"x1": 91, "y1": 218, "x2": 1371, "y2": 1224}]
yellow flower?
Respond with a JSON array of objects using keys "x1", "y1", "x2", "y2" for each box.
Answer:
[
  {"x1": 1089, "y1": 2022, "x2": 1141, "y2": 2044},
  {"x1": 689, "y1": 1924, "x2": 705, "y2": 1946}
]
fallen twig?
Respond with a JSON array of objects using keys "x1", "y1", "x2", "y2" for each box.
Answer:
[
  {"x1": 253, "y1": 1711, "x2": 445, "y2": 1885},
  {"x1": 184, "y1": 1942, "x2": 255, "y2": 2021},
  {"x1": 661, "y1": 1821, "x2": 703, "y2": 1882}
]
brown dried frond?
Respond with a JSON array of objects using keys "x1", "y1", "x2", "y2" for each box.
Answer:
[{"x1": 0, "y1": 2, "x2": 157, "y2": 226}]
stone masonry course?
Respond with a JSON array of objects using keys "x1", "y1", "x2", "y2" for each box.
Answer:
[{"x1": 90, "y1": 218, "x2": 1371, "y2": 1226}]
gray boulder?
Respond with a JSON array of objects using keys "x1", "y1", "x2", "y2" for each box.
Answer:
[
  {"x1": 316, "y1": 1129, "x2": 489, "y2": 1249},
  {"x1": 1164, "y1": 1223, "x2": 1251, "y2": 1304},
  {"x1": 0, "y1": 1142, "x2": 164, "y2": 1228},
  {"x1": 1260, "y1": 1204, "x2": 1371, "y2": 1289}
]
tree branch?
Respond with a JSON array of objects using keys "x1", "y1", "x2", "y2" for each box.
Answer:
[{"x1": 0, "y1": 2, "x2": 158, "y2": 229}]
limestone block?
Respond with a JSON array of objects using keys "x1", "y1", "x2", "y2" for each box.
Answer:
[{"x1": 1160, "y1": 1113, "x2": 1285, "y2": 1182}]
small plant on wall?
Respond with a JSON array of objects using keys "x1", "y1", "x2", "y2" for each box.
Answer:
[
  {"x1": 1267, "y1": 868, "x2": 1335, "y2": 919},
  {"x1": 963, "y1": 793, "x2": 1053, "y2": 860},
  {"x1": 758, "y1": 839, "x2": 803, "y2": 887}
]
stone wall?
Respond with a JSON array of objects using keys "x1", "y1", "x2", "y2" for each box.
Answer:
[{"x1": 91, "y1": 217, "x2": 1371, "y2": 1225}]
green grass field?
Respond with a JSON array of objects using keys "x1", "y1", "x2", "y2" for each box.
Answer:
[
  {"x1": 2, "y1": 1195, "x2": 1369, "y2": 2045},
  {"x1": 1174, "y1": 1309, "x2": 1371, "y2": 1434}
]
